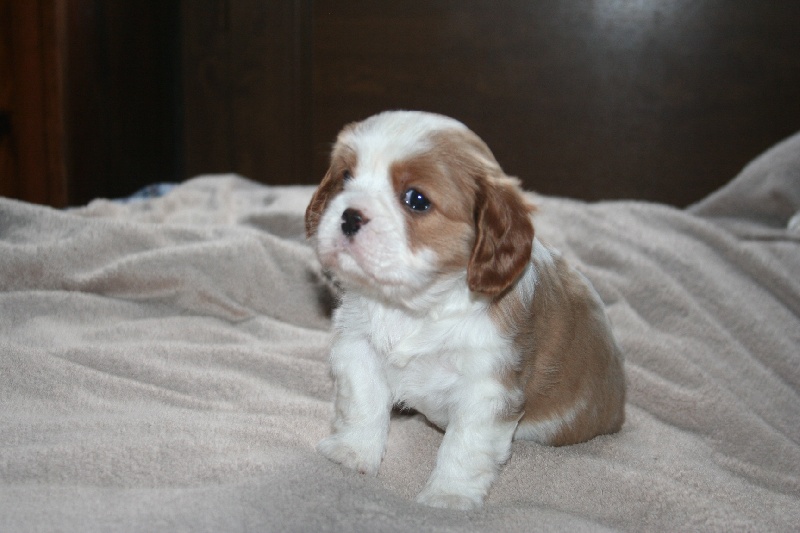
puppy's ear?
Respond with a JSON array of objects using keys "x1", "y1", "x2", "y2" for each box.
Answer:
[
  {"x1": 467, "y1": 177, "x2": 535, "y2": 296},
  {"x1": 305, "y1": 167, "x2": 343, "y2": 238}
]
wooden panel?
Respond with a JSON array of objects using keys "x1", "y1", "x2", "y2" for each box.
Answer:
[
  {"x1": 63, "y1": 0, "x2": 180, "y2": 205},
  {"x1": 1, "y1": 0, "x2": 67, "y2": 206},
  {"x1": 0, "y1": 0, "x2": 13, "y2": 199},
  {"x1": 312, "y1": 1, "x2": 800, "y2": 205},
  {"x1": 181, "y1": 0, "x2": 312, "y2": 185},
  {"x1": 9, "y1": 1, "x2": 798, "y2": 206},
  {"x1": 180, "y1": 1, "x2": 231, "y2": 175}
]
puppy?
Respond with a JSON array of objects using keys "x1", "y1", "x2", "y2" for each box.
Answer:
[{"x1": 305, "y1": 111, "x2": 625, "y2": 510}]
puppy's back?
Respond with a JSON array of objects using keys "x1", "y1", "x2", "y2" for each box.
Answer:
[{"x1": 494, "y1": 243, "x2": 626, "y2": 446}]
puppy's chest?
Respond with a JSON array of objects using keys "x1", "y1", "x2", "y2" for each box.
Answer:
[
  {"x1": 363, "y1": 306, "x2": 505, "y2": 421},
  {"x1": 367, "y1": 306, "x2": 477, "y2": 367}
]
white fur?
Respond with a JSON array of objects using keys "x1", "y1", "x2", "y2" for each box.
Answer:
[{"x1": 514, "y1": 395, "x2": 588, "y2": 443}]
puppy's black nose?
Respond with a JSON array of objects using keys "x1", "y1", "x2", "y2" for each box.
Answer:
[{"x1": 341, "y1": 208, "x2": 368, "y2": 237}]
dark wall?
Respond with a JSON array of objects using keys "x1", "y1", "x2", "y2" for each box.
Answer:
[
  {"x1": 1, "y1": 0, "x2": 68, "y2": 206},
  {"x1": 309, "y1": 1, "x2": 800, "y2": 205},
  {"x1": 181, "y1": 1, "x2": 312, "y2": 188},
  {"x1": 7, "y1": 1, "x2": 800, "y2": 206},
  {"x1": 64, "y1": 0, "x2": 181, "y2": 205}
]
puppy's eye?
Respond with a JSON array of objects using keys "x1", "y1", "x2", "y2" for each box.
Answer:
[
  {"x1": 403, "y1": 188, "x2": 431, "y2": 212},
  {"x1": 343, "y1": 170, "x2": 353, "y2": 181}
]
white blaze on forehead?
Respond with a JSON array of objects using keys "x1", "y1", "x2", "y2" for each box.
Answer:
[{"x1": 338, "y1": 111, "x2": 469, "y2": 190}]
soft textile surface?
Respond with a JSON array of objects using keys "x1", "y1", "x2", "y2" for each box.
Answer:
[{"x1": 2, "y1": 134, "x2": 799, "y2": 532}]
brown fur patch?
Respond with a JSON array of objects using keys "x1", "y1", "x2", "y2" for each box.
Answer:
[
  {"x1": 492, "y1": 248, "x2": 626, "y2": 445},
  {"x1": 468, "y1": 178, "x2": 535, "y2": 296},
  {"x1": 387, "y1": 128, "x2": 535, "y2": 283},
  {"x1": 389, "y1": 150, "x2": 477, "y2": 273},
  {"x1": 424, "y1": 130, "x2": 536, "y2": 296},
  {"x1": 305, "y1": 145, "x2": 357, "y2": 237}
]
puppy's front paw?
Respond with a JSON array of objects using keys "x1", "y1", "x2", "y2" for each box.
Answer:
[
  {"x1": 317, "y1": 434, "x2": 383, "y2": 476},
  {"x1": 416, "y1": 486, "x2": 483, "y2": 510}
]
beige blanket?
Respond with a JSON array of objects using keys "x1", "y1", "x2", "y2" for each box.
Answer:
[{"x1": 2, "y1": 133, "x2": 799, "y2": 532}]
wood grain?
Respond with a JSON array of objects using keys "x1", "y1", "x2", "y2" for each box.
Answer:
[
  {"x1": 1, "y1": 0, "x2": 67, "y2": 206},
  {"x1": 312, "y1": 1, "x2": 800, "y2": 205},
  {"x1": 181, "y1": 0, "x2": 312, "y2": 185},
  {"x1": 5, "y1": 1, "x2": 800, "y2": 207},
  {"x1": 63, "y1": 0, "x2": 180, "y2": 205}
]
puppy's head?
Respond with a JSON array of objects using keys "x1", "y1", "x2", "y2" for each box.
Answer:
[{"x1": 305, "y1": 111, "x2": 534, "y2": 304}]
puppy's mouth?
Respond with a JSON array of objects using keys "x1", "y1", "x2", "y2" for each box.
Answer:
[
  {"x1": 318, "y1": 243, "x2": 406, "y2": 289},
  {"x1": 316, "y1": 233, "x2": 441, "y2": 304}
]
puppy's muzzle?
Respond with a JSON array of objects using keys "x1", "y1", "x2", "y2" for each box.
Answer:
[{"x1": 341, "y1": 208, "x2": 369, "y2": 237}]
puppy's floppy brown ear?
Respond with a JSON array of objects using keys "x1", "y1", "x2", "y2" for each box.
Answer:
[
  {"x1": 468, "y1": 177, "x2": 535, "y2": 296},
  {"x1": 305, "y1": 168, "x2": 343, "y2": 238}
]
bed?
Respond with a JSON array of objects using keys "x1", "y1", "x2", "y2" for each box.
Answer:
[{"x1": 1, "y1": 130, "x2": 799, "y2": 532}]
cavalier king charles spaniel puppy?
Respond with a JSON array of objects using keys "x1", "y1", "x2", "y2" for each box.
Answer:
[{"x1": 305, "y1": 111, "x2": 626, "y2": 510}]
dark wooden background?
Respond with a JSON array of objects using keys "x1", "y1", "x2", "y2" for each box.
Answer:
[{"x1": 3, "y1": 1, "x2": 800, "y2": 207}]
